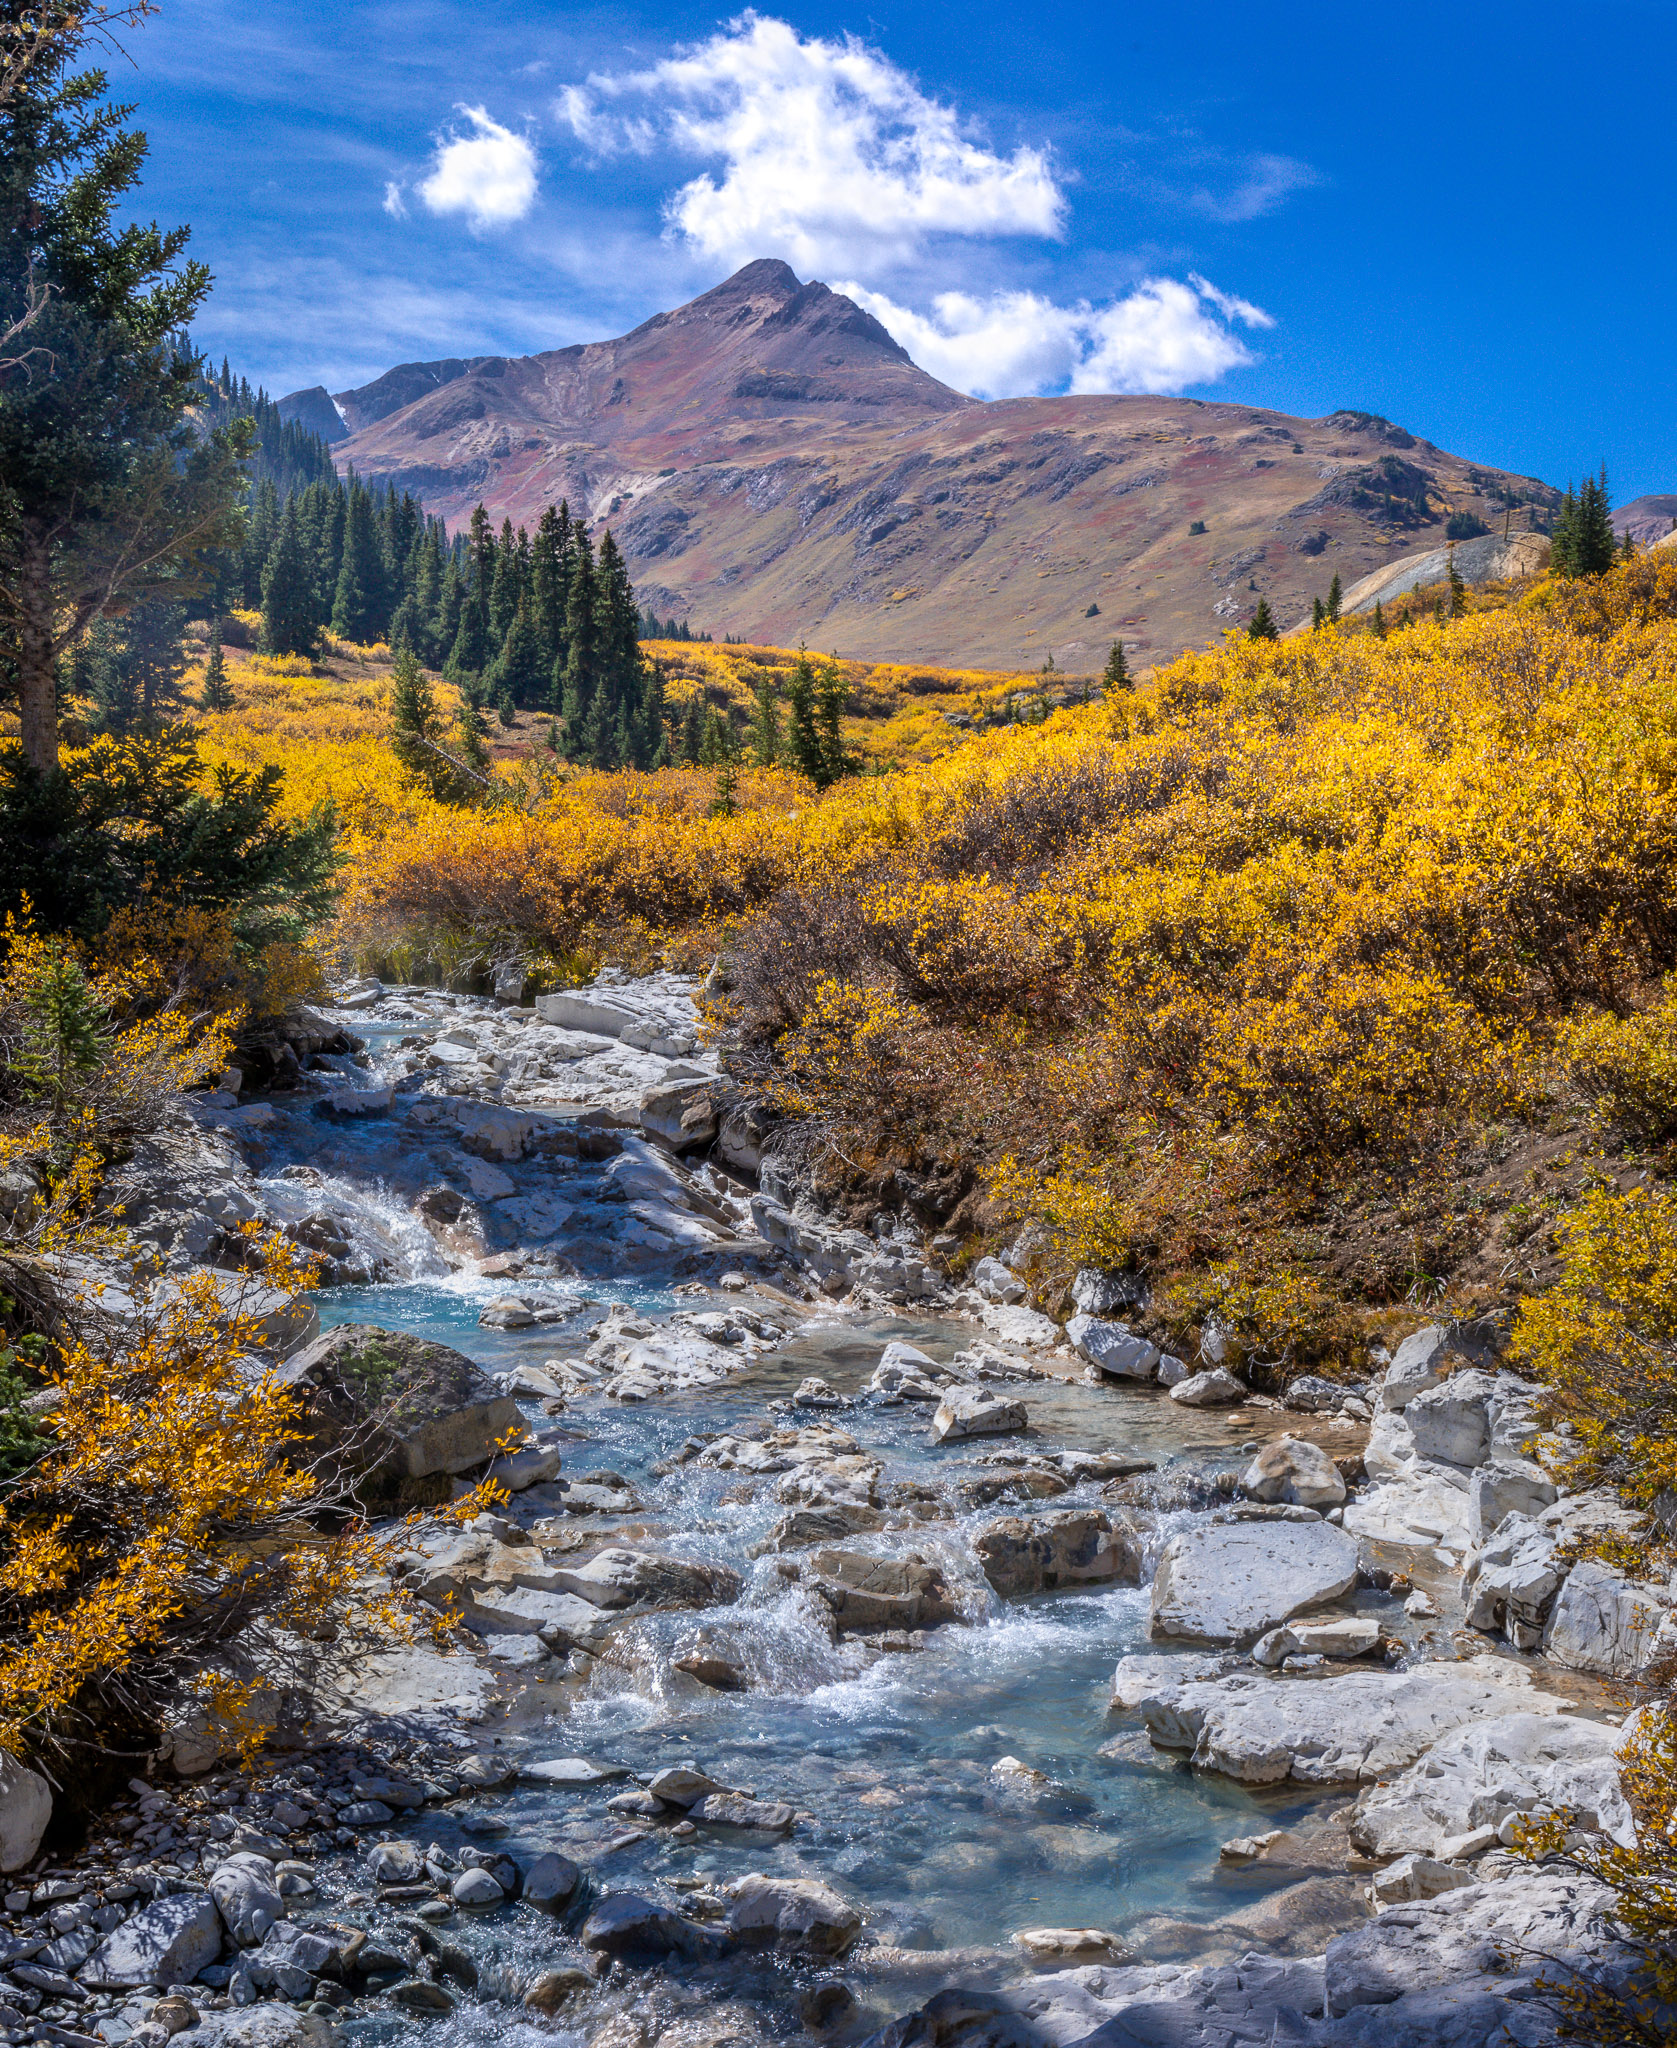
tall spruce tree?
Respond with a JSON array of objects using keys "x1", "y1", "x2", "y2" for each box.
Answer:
[
  {"x1": 0, "y1": 29, "x2": 251, "y2": 771},
  {"x1": 786, "y1": 651, "x2": 822, "y2": 781},
  {"x1": 559, "y1": 532, "x2": 598, "y2": 749},
  {"x1": 1247, "y1": 598, "x2": 1278, "y2": 641},
  {"x1": 749, "y1": 669, "x2": 781, "y2": 765},
  {"x1": 260, "y1": 497, "x2": 318, "y2": 657},
  {"x1": 330, "y1": 480, "x2": 387, "y2": 643},
  {"x1": 1326, "y1": 571, "x2": 1343, "y2": 621}
]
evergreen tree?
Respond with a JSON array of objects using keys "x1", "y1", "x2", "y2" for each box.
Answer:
[
  {"x1": 260, "y1": 498, "x2": 318, "y2": 657},
  {"x1": 711, "y1": 758, "x2": 738, "y2": 818},
  {"x1": 491, "y1": 596, "x2": 547, "y2": 708},
  {"x1": 678, "y1": 689, "x2": 705, "y2": 766},
  {"x1": 1447, "y1": 548, "x2": 1468, "y2": 617},
  {"x1": 559, "y1": 532, "x2": 598, "y2": 752},
  {"x1": 487, "y1": 520, "x2": 519, "y2": 647},
  {"x1": 1372, "y1": 601, "x2": 1388, "y2": 640},
  {"x1": 1247, "y1": 598, "x2": 1278, "y2": 641},
  {"x1": 433, "y1": 556, "x2": 464, "y2": 672},
  {"x1": 1326, "y1": 572, "x2": 1342, "y2": 621},
  {"x1": 1102, "y1": 641, "x2": 1131, "y2": 692},
  {"x1": 637, "y1": 656, "x2": 668, "y2": 769},
  {"x1": 1551, "y1": 469, "x2": 1617, "y2": 578},
  {"x1": 118, "y1": 598, "x2": 189, "y2": 727},
  {"x1": 330, "y1": 480, "x2": 387, "y2": 643},
  {"x1": 0, "y1": 32, "x2": 250, "y2": 771},
  {"x1": 748, "y1": 669, "x2": 781, "y2": 766},
  {"x1": 200, "y1": 619, "x2": 233, "y2": 710},
  {"x1": 444, "y1": 584, "x2": 490, "y2": 682},
  {"x1": 454, "y1": 685, "x2": 491, "y2": 779},
  {"x1": 814, "y1": 661, "x2": 853, "y2": 787},
  {"x1": 785, "y1": 651, "x2": 821, "y2": 780},
  {"x1": 1311, "y1": 597, "x2": 1325, "y2": 630},
  {"x1": 241, "y1": 479, "x2": 279, "y2": 609},
  {"x1": 497, "y1": 690, "x2": 516, "y2": 729}
]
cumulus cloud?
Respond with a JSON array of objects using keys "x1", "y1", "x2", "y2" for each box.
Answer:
[
  {"x1": 416, "y1": 106, "x2": 538, "y2": 232},
  {"x1": 841, "y1": 276, "x2": 1273, "y2": 399},
  {"x1": 558, "y1": 13, "x2": 1063, "y2": 272}
]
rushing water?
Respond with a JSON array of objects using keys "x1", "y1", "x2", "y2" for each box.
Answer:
[{"x1": 247, "y1": 994, "x2": 1374, "y2": 2017}]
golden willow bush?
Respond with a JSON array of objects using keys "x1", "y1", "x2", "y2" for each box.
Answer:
[
  {"x1": 0, "y1": 920, "x2": 501, "y2": 1768},
  {"x1": 348, "y1": 556, "x2": 1677, "y2": 1351}
]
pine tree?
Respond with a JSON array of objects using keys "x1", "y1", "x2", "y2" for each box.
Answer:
[
  {"x1": 1372, "y1": 601, "x2": 1388, "y2": 640},
  {"x1": 1247, "y1": 598, "x2": 1278, "y2": 641},
  {"x1": 389, "y1": 641, "x2": 451, "y2": 799},
  {"x1": 678, "y1": 690, "x2": 704, "y2": 765},
  {"x1": 487, "y1": 520, "x2": 519, "y2": 648},
  {"x1": 559, "y1": 533, "x2": 598, "y2": 754},
  {"x1": 531, "y1": 502, "x2": 571, "y2": 673},
  {"x1": 260, "y1": 498, "x2": 319, "y2": 657},
  {"x1": 0, "y1": 35, "x2": 250, "y2": 771},
  {"x1": 200, "y1": 619, "x2": 233, "y2": 711},
  {"x1": 455, "y1": 685, "x2": 491, "y2": 778},
  {"x1": 785, "y1": 651, "x2": 822, "y2": 780},
  {"x1": 1102, "y1": 641, "x2": 1132, "y2": 692},
  {"x1": 491, "y1": 597, "x2": 546, "y2": 708},
  {"x1": 1326, "y1": 572, "x2": 1343, "y2": 621},
  {"x1": 638, "y1": 656, "x2": 668, "y2": 769},
  {"x1": 330, "y1": 480, "x2": 388, "y2": 644},
  {"x1": 711, "y1": 758, "x2": 739, "y2": 818},
  {"x1": 814, "y1": 661, "x2": 852, "y2": 787},
  {"x1": 749, "y1": 669, "x2": 781, "y2": 766},
  {"x1": 1447, "y1": 548, "x2": 1468, "y2": 617},
  {"x1": 497, "y1": 690, "x2": 516, "y2": 729},
  {"x1": 1311, "y1": 597, "x2": 1326, "y2": 631},
  {"x1": 444, "y1": 585, "x2": 489, "y2": 682}
]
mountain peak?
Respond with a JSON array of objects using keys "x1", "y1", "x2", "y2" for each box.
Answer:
[{"x1": 703, "y1": 257, "x2": 803, "y2": 301}]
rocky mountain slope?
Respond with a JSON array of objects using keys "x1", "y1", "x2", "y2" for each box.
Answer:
[{"x1": 285, "y1": 260, "x2": 1560, "y2": 669}]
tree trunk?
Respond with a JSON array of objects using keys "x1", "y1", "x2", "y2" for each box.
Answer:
[{"x1": 15, "y1": 522, "x2": 58, "y2": 775}]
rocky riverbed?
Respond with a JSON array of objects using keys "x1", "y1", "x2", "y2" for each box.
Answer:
[{"x1": 1, "y1": 970, "x2": 1663, "y2": 2047}]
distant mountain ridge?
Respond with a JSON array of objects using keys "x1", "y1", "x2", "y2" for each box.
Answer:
[{"x1": 280, "y1": 261, "x2": 1559, "y2": 668}]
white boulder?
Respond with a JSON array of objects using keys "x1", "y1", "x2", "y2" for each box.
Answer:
[
  {"x1": 1168, "y1": 1367, "x2": 1246, "y2": 1407},
  {"x1": 1066, "y1": 1315, "x2": 1159, "y2": 1381},
  {"x1": 931, "y1": 1387, "x2": 1027, "y2": 1443},
  {"x1": 1542, "y1": 1558, "x2": 1670, "y2": 1677},
  {"x1": 1351, "y1": 1710, "x2": 1632, "y2": 1860},
  {"x1": 1149, "y1": 1518, "x2": 1360, "y2": 1645},
  {"x1": 1128, "y1": 1657, "x2": 1552, "y2": 1785},
  {"x1": 1378, "y1": 1325, "x2": 1453, "y2": 1410},
  {"x1": 1240, "y1": 1436, "x2": 1346, "y2": 1508}
]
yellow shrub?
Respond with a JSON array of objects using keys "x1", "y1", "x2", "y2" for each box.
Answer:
[{"x1": 1561, "y1": 977, "x2": 1677, "y2": 1139}]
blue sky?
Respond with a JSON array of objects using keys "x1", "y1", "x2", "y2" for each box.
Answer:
[{"x1": 124, "y1": 0, "x2": 1676, "y2": 497}]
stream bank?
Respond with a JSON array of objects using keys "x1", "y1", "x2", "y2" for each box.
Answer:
[{"x1": 0, "y1": 970, "x2": 1658, "y2": 2048}]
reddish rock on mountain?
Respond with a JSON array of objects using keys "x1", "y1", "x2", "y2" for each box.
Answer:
[{"x1": 288, "y1": 261, "x2": 1558, "y2": 669}]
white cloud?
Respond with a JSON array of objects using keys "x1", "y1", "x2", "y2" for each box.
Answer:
[
  {"x1": 382, "y1": 180, "x2": 407, "y2": 220},
  {"x1": 841, "y1": 276, "x2": 1272, "y2": 399},
  {"x1": 558, "y1": 14, "x2": 1063, "y2": 272},
  {"x1": 1190, "y1": 152, "x2": 1316, "y2": 223},
  {"x1": 417, "y1": 106, "x2": 538, "y2": 232}
]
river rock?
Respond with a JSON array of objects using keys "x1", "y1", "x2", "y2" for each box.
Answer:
[
  {"x1": 1127, "y1": 1656, "x2": 1551, "y2": 1784},
  {"x1": 1149, "y1": 1518, "x2": 1360, "y2": 1644},
  {"x1": 1542, "y1": 1558, "x2": 1670, "y2": 1676},
  {"x1": 974, "y1": 1509, "x2": 1145, "y2": 1597},
  {"x1": 1011, "y1": 1926, "x2": 1124, "y2": 1963},
  {"x1": 639, "y1": 1079, "x2": 718, "y2": 1150},
  {"x1": 1251, "y1": 1615, "x2": 1380, "y2": 1666},
  {"x1": 1378, "y1": 1325, "x2": 1454, "y2": 1410},
  {"x1": 1404, "y1": 1368, "x2": 1503, "y2": 1468},
  {"x1": 208, "y1": 1854, "x2": 282, "y2": 1947},
  {"x1": 1467, "y1": 1457, "x2": 1557, "y2": 1544},
  {"x1": 647, "y1": 1766, "x2": 737, "y2": 1805},
  {"x1": 178, "y1": 2013, "x2": 341, "y2": 2048},
  {"x1": 1370, "y1": 1854, "x2": 1476, "y2": 1905},
  {"x1": 522, "y1": 1756, "x2": 630, "y2": 1787},
  {"x1": 368, "y1": 1840, "x2": 424, "y2": 1883},
  {"x1": 581, "y1": 1892, "x2": 721, "y2": 1963},
  {"x1": 452, "y1": 1866, "x2": 505, "y2": 1906},
  {"x1": 85, "y1": 1893, "x2": 223, "y2": 1988},
  {"x1": 692, "y1": 1794, "x2": 798, "y2": 1832},
  {"x1": 0, "y1": 1755, "x2": 51, "y2": 1871},
  {"x1": 755, "y1": 1505, "x2": 885, "y2": 1552},
  {"x1": 271, "y1": 1324, "x2": 522, "y2": 1496},
  {"x1": 1351, "y1": 1710, "x2": 1632, "y2": 1860},
  {"x1": 1168, "y1": 1367, "x2": 1247, "y2": 1407},
  {"x1": 1071, "y1": 1269, "x2": 1142, "y2": 1316},
  {"x1": 1321, "y1": 1862, "x2": 1618, "y2": 2019},
  {"x1": 1240, "y1": 1436, "x2": 1346, "y2": 1508},
  {"x1": 931, "y1": 1388, "x2": 1026, "y2": 1443},
  {"x1": 1065, "y1": 1315, "x2": 1159, "y2": 1381},
  {"x1": 806, "y1": 1550, "x2": 954, "y2": 1631},
  {"x1": 725, "y1": 1873, "x2": 860, "y2": 1957},
  {"x1": 971, "y1": 1257, "x2": 1026, "y2": 1305},
  {"x1": 1461, "y1": 1513, "x2": 1565, "y2": 1646},
  {"x1": 549, "y1": 1548, "x2": 742, "y2": 1610}
]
